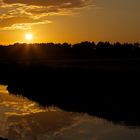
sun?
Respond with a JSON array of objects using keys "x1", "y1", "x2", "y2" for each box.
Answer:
[{"x1": 25, "y1": 33, "x2": 33, "y2": 41}]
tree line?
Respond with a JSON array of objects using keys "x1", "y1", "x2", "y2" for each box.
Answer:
[
  {"x1": 0, "y1": 41, "x2": 140, "y2": 62},
  {"x1": 0, "y1": 41, "x2": 139, "y2": 50}
]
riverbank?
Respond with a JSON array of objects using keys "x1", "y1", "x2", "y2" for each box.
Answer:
[{"x1": 0, "y1": 59, "x2": 139, "y2": 126}]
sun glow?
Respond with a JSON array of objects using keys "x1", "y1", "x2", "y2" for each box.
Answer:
[{"x1": 25, "y1": 33, "x2": 33, "y2": 41}]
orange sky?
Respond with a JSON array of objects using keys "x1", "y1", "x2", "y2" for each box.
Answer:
[{"x1": 0, "y1": 0, "x2": 140, "y2": 44}]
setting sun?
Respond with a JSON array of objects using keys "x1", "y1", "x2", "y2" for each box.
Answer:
[{"x1": 25, "y1": 33, "x2": 33, "y2": 41}]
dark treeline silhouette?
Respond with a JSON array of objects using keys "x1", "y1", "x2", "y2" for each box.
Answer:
[
  {"x1": 0, "y1": 41, "x2": 140, "y2": 126},
  {"x1": 0, "y1": 41, "x2": 140, "y2": 62}
]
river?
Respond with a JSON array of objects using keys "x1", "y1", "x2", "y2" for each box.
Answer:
[{"x1": 0, "y1": 85, "x2": 140, "y2": 140}]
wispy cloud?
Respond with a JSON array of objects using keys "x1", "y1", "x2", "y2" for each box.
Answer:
[
  {"x1": 0, "y1": 0, "x2": 91, "y2": 30},
  {"x1": 4, "y1": 0, "x2": 90, "y2": 8},
  {"x1": 1, "y1": 20, "x2": 52, "y2": 30}
]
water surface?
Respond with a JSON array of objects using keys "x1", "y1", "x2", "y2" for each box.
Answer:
[{"x1": 0, "y1": 85, "x2": 140, "y2": 140}]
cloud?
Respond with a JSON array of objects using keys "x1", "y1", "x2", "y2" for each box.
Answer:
[
  {"x1": 4, "y1": 0, "x2": 89, "y2": 8},
  {"x1": 1, "y1": 20, "x2": 52, "y2": 30},
  {"x1": 0, "y1": 0, "x2": 91, "y2": 30}
]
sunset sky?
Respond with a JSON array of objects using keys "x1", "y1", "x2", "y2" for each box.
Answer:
[{"x1": 0, "y1": 0, "x2": 140, "y2": 44}]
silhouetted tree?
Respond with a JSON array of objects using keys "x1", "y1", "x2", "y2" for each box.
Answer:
[
  {"x1": 62, "y1": 42, "x2": 71, "y2": 49},
  {"x1": 72, "y1": 41, "x2": 94, "y2": 50}
]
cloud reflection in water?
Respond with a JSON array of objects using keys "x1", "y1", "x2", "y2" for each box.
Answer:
[{"x1": 0, "y1": 85, "x2": 140, "y2": 140}]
